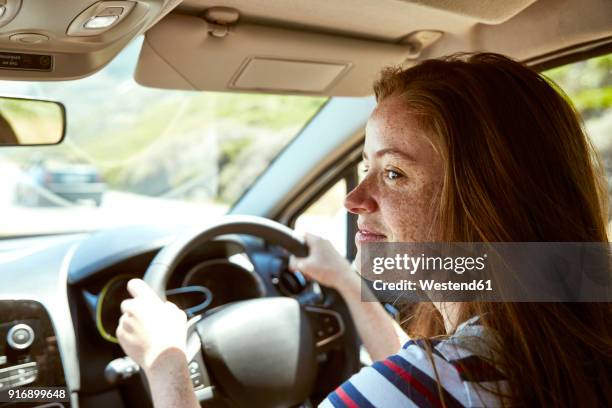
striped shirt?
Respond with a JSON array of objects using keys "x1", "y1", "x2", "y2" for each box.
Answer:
[{"x1": 320, "y1": 316, "x2": 508, "y2": 408}]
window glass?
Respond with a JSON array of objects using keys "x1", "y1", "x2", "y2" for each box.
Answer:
[
  {"x1": 545, "y1": 53, "x2": 612, "y2": 231},
  {"x1": 0, "y1": 37, "x2": 327, "y2": 236},
  {"x1": 294, "y1": 179, "x2": 348, "y2": 256}
]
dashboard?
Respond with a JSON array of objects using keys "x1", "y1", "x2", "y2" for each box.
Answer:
[
  {"x1": 0, "y1": 300, "x2": 68, "y2": 405},
  {"x1": 0, "y1": 224, "x2": 358, "y2": 408}
]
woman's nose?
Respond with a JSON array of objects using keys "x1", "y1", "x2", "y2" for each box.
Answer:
[{"x1": 344, "y1": 180, "x2": 377, "y2": 214}]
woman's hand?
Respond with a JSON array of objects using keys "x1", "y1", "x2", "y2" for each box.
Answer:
[
  {"x1": 116, "y1": 278, "x2": 188, "y2": 372},
  {"x1": 288, "y1": 233, "x2": 354, "y2": 290}
]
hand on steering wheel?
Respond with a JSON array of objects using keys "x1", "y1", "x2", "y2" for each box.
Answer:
[
  {"x1": 288, "y1": 232, "x2": 355, "y2": 289},
  {"x1": 116, "y1": 279, "x2": 188, "y2": 372}
]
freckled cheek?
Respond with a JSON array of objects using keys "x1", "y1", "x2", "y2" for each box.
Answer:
[{"x1": 380, "y1": 185, "x2": 440, "y2": 242}]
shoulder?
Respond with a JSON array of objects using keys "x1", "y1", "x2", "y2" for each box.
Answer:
[{"x1": 320, "y1": 318, "x2": 508, "y2": 408}]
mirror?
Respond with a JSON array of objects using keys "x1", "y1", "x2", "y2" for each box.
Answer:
[{"x1": 0, "y1": 96, "x2": 66, "y2": 146}]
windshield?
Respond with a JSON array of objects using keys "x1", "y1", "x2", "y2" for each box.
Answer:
[{"x1": 0, "y1": 38, "x2": 327, "y2": 236}]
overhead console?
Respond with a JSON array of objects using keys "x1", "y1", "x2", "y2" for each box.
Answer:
[
  {"x1": 0, "y1": 0, "x2": 181, "y2": 80},
  {"x1": 0, "y1": 299, "x2": 70, "y2": 407}
]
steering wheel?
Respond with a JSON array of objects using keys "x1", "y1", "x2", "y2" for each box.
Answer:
[{"x1": 143, "y1": 215, "x2": 359, "y2": 407}]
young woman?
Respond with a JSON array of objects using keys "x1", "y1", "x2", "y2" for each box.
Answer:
[{"x1": 117, "y1": 53, "x2": 612, "y2": 407}]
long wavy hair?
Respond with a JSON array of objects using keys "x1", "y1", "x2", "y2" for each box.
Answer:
[{"x1": 373, "y1": 53, "x2": 612, "y2": 407}]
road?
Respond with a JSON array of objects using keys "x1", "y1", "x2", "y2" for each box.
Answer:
[{"x1": 0, "y1": 159, "x2": 227, "y2": 236}]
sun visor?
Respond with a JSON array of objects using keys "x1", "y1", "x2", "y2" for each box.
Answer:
[{"x1": 134, "y1": 13, "x2": 424, "y2": 96}]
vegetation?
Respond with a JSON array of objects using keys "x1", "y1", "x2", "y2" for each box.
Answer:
[
  {"x1": 546, "y1": 53, "x2": 612, "y2": 119},
  {"x1": 545, "y1": 53, "x2": 612, "y2": 222}
]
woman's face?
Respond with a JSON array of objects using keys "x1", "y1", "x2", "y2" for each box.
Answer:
[{"x1": 345, "y1": 95, "x2": 443, "y2": 257}]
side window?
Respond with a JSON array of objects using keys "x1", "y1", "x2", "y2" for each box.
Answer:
[
  {"x1": 544, "y1": 53, "x2": 612, "y2": 231},
  {"x1": 294, "y1": 179, "x2": 349, "y2": 257},
  {"x1": 293, "y1": 160, "x2": 363, "y2": 260}
]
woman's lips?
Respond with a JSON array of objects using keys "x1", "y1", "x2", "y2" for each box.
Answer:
[{"x1": 355, "y1": 229, "x2": 387, "y2": 244}]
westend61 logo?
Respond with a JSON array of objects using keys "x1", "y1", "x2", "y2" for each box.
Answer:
[
  {"x1": 371, "y1": 253, "x2": 488, "y2": 275},
  {"x1": 360, "y1": 242, "x2": 612, "y2": 302}
]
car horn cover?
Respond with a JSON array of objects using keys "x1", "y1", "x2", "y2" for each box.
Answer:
[{"x1": 196, "y1": 297, "x2": 317, "y2": 407}]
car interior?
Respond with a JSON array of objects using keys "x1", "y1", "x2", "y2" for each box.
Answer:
[{"x1": 0, "y1": 0, "x2": 610, "y2": 407}]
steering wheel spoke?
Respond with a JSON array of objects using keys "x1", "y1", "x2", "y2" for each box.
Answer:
[
  {"x1": 186, "y1": 324, "x2": 232, "y2": 406},
  {"x1": 304, "y1": 305, "x2": 346, "y2": 350},
  {"x1": 186, "y1": 320, "x2": 210, "y2": 387}
]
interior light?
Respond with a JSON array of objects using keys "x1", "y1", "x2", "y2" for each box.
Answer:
[
  {"x1": 0, "y1": 6, "x2": 6, "y2": 18},
  {"x1": 84, "y1": 15, "x2": 119, "y2": 30}
]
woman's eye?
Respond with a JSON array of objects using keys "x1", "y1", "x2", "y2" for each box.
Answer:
[{"x1": 385, "y1": 169, "x2": 402, "y2": 180}]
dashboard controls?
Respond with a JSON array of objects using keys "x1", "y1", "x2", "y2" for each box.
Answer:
[
  {"x1": 305, "y1": 306, "x2": 344, "y2": 347},
  {"x1": 105, "y1": 357, "x2": 208, "y2": 390},
  {"x1": 104, "y1": 357, "x2": 140, "y2": 384},
  {"x1": 0, "y1": 300, "x2": 69, "y2": 397},
  {"x1": 275, "y1": 270, "x2": 308, "y2": 295},
  {"x1": 189, "y1": 361, "x2": 205, "y2": 389},
  {"x1": 7, "y1": 323, "x2": 35, "y2": 350},
  {"x1": 295, "y1": 281, "x2": 324, "y2": 305},
  {"x1": 273, "y1": 263, "x2": 324, "y2": 304},
  {"x1": 0, "y1": 361, "x2": 38, "y2": 390}
]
